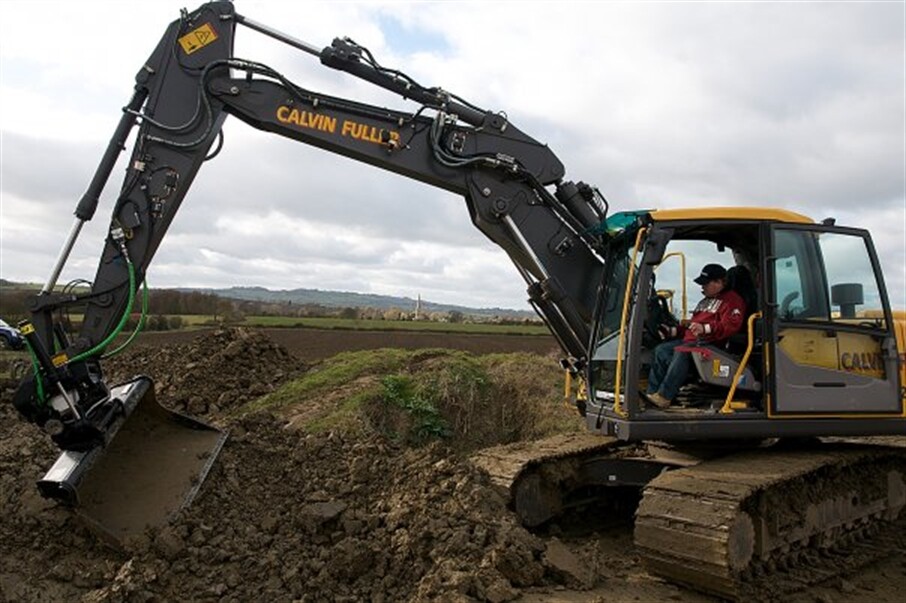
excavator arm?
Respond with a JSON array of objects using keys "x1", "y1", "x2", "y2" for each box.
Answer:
[
  {"x1": 14, "y1": 2, "x2": 609, "y2": 459},
  {"x1": 14, "y1": 7, "x2": 906, "y2": 589}
]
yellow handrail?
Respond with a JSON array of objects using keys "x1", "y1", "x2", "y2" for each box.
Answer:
[
  {"x1": 614, "y1": 227, "x2": 647, "y2": 417},
  {"x1": 721, "y1": 311, "x2": 763, "y2": 414},
  {"x1": 656, "y1": 251, "x2": 688, "y2": 319}
]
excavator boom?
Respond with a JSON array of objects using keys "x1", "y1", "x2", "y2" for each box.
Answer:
[
  {"x1": 9, "y1": 4, "x2": 903, "y2": 598},
  {"x1": 12, "y1": 1, "x2": 609, "y2": 541}
]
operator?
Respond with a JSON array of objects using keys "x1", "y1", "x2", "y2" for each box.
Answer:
[{"x1": 644, "y1": 263, "x2": 746, "y2": 409}]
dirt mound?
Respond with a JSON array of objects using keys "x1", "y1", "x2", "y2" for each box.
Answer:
[
  {"x1": 0, "y1": 329, "x2": 588, "y2": 603},
  {"x1": 83, "y1": 416, "x2": 566, "y2": 602},
  {"x1": 104, "y1": 328, "x2": 304, "y2": 416},
  {"x1": 3, "y1": 328, "x2": 903, "y2": 603},
  {"x1": 248, "y1": 347, "x2": 584, "y2": 453}
]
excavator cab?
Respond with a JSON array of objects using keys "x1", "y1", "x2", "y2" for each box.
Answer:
[
  {"x1": 585, "y1": 208, "x2": 905, "y2": 441},
  {"x1": 10, "y1": 2, "x2": 904, "y2": 567}
]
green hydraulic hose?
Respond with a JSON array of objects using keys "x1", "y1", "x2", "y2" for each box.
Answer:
[
  {"x1": 102, "y1": 276, "x2": 149, "y2": 359},
  {"x1": 19, "y1": 254, "x2": 137, "y2": 405},
  {"x1": 69, "y1": 258, "x2": 136, "y2": 364},
  {"x1": 23, "y1": 339, "x2": 46, "y2": 404}
]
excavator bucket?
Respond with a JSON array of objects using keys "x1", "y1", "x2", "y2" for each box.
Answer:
[{"x1": 36, "y1": 377, "x2": 227, "y2": 546}]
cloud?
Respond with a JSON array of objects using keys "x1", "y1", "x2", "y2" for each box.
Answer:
[{"x1": 1, "y1": 0, "x2": 903, "y2": 311}]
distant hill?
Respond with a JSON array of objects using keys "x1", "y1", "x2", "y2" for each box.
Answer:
[
  {"x1": 176, "y1": 286, "x2": 535, "y2": 319},
  {"x1": 0, "y1": 280, "x2": 536, "y2": 319}
]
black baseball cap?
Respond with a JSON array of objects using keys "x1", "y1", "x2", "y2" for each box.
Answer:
[{"x1": 694, "y1": 263, "x2": 726, "y2": 285}]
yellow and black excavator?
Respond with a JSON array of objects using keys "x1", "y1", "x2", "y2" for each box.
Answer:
[{"x1": 11, "y1": 2, "x2": 905, "y2": 599}]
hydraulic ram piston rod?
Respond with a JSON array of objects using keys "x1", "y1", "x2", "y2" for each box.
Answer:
[
  {"x1": 42, "y1": 219, "x2": 86, "y2": 294},
  {"x1": 235, "y1": 14, "x2": 322, "y2": 57},
  {"x1": 43, "y1": 88, "x2": 149, "y2": 293}
]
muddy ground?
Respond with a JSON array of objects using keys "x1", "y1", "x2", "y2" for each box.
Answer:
[
  {"x1": 1, "y1": 328, "x2": 903, "y2": 602},
  {"x1": 132, "y1": 327, "x2": 561, "y2": 362}
]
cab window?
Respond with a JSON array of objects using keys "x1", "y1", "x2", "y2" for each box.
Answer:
[{"x1": 773, "y1": 229, "x2": 886, "y2": 329}]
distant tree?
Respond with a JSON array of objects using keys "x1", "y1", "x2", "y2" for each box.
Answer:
[
  {"x1": 148, "y1": 289, "x2": 179, "y2": 314},
  {"x1": 148, "y1": 315, "x2": 169, "y2": 331},
  {"x1": 383, "y1": 308, "x2": 403, "y2": 321},
  {"x1": 0, "y1": 289, "x2": 31, "y2": 324},
  {"x1": 238, "y1": 300, "x2": 260, "y2": 315},
  {"x1": 223, "y1": 307, "x2": 245, "y2": 324},
  {"x1": 448, "y1": 310, "x2": 464, "y2": 323},
  {"x1": 338, "y1": 307, "x2": 358, "y2": 320},
  {"x1": 214, "y1": 299, "x2": 232, "y2": 322},
  {"x1": 358, "y1": 307, "x2": 382, "y2": 320},
  {"x1": 301, "y1": 303, "x2": 329, "y2": 317}
]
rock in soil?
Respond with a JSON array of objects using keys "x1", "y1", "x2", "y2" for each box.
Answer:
[{"x1": 2, "y1": 328, "x2": 904, "y2": 603}]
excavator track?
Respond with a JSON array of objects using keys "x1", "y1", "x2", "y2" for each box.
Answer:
[
  {"x1": 471, "y1": 433, "x2": 653, "y2": 526},
  {"x1": 635, "y1": 442, "x2": 906, "y2": 601}
]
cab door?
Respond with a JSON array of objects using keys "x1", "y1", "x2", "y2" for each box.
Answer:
[{"x1": 768, "y1": 225, "x2": 901, "y2": 414}]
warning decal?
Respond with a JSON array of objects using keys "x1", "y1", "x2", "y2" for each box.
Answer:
[{"x1": 178, "y1": 22, "x2": 218, "y2": 55}]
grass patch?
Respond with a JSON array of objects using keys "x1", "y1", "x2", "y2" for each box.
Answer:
[
  {"x1": 241, "y1": 348, "x2": 413, "y2": 415},
  {"x1": 238, "y1": 348, "x2": 584, "y2": 451},
  {"x1": 302, "y1": 390, "x2": 376, "y2": 435},
  {"x1": 379, "y1": 374, "x2": 451, "y2": 443}
]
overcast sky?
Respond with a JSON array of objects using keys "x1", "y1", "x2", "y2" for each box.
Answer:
[{"x1": 1, "y1": 1, "x2": 903, "y2": 311}]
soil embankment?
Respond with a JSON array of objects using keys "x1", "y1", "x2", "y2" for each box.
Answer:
[{"x1": 1, "y1": 328, "x2": 903, "y2": 602}]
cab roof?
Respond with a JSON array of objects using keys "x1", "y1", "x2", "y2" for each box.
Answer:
[{"x1": 649, "y1": 207, "x2": 813, "y2": 224}]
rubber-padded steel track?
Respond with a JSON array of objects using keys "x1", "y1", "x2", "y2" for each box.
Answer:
[{"x1": 635, "y1": 443, "x2": 906, "y2": 601}]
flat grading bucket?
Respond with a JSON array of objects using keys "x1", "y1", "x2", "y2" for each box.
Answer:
[{"x1": 36, "y1": 376, "x2": 227, "y2": 546}]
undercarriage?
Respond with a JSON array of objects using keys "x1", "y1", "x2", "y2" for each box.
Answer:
[{"x1": 472, "y1": 435, "x2": 906, "y2": 600}]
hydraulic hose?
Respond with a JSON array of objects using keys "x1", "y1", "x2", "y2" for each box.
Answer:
[
  {"x1": 23, "y1": 340, "x2": 46, "y2": 404},
  {"x1": 102, "y1": 277, "x2": 149, "y2": 359},
  {"x1": 69, "y1": 258, "x2": 136, "y2": 364}
]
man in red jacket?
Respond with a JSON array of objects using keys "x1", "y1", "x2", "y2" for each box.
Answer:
[{"x1": 644, "y1": 263, "x2": 746, "y2": 409}]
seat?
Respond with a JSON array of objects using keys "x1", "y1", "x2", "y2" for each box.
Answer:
[
  {"x1": 726, "y1": 265, "x2": 757, "y2": 316},
  {"x1": 675, "y1": 343, "x2": 762, "y2": 392},
  {"x1": 725, "y1": 265, "x2": 758, "y2": 354},
  {"x1": 679, "y1": 265, "x2": 763, "y2": 396}
]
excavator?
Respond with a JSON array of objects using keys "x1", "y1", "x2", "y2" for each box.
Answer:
[{"x1": 11, "y1": 2, "x2": 905, "y2": 599}]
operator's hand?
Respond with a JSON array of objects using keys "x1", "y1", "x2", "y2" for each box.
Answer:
[
  {"x1": 687, "y1": 322, "x2": 705, "y2": 337},
  {"x1": 658, "y1": 324, "x2": 678, "y2": 340}
]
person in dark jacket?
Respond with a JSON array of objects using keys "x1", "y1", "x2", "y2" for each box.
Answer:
[{"x1": 644, "y1": 263, "x2": 746, "y2": 409}]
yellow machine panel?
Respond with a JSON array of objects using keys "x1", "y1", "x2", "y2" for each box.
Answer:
[
  {"x1": 836, "y1": 331, "x2": 885, "y2": 379},
  {"x1": 893, "y1": 313, "x2": 906, "y2": 400},
  {"x1": 777, "y1": 329, "x2": 838, "y2": 371},
  {"x1": 779, "y1": 325, "x2": 896, "y2": 382},
  {"x1": 650, "y1": 207, "x2": 813, "y2": 224},
  {"x1": 861, "y1": 310, "x2": 906, "y2": 397}
]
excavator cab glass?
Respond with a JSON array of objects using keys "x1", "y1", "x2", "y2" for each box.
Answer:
[
  {"x1": 586, "y1": 222, "x2": 647, "y2": 406},
  {"x1": 585, "y1": 212, "x2": 904, "y2": 442},
  {"x1": 594, "y1": 228, "x2": 639, "y2": 344},
  {"x1": 769, "y1": 224, "x2": 901, "y2": 414}
]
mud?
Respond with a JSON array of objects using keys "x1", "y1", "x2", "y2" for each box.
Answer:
[
  {"x1": 75, "y1": 392, "x2": 227, "y2": 544},
  {"x1": 105, "y1": 328, "x2": 307, "y2": 416},
  {"x1": 1, "y1": 328, "x2": 903, "y2": 602},
  {"x1": 131, "y1": 327, "x2": 559, "y2": 363}
]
